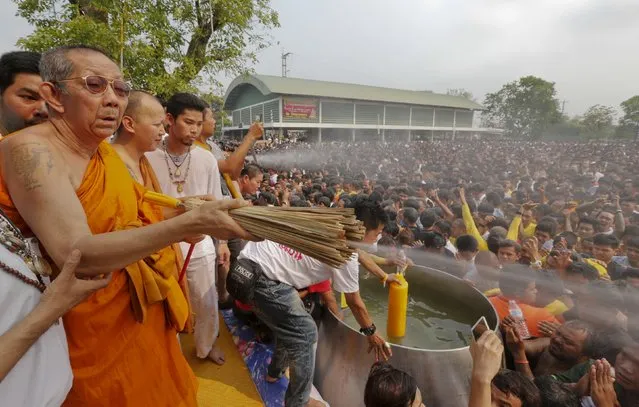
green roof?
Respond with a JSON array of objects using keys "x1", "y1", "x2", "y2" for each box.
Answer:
[{"x1": 224, "y1": 74, "x2": 483, "y2": 111}]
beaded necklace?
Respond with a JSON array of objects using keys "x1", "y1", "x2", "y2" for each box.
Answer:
[
  {"x1": 162, "y1": 139, "x2": 192, "y2": 193},
  {"x1": 0, "y1": 210, "x2": 46, "y2": 293}
]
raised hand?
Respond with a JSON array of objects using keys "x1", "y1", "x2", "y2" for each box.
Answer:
[{"x1": 590, "y1": 359, "x2": 619, "y2": 407}]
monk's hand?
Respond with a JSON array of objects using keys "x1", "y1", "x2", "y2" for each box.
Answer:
[
  {"x1": 367, "y1": 333, "x2": 392, "y2": 361},
  {"x1": 41, "y1": 250, "x2": 110, "y2": 316},
  {"x1": 192, "y1": 199, "x2": 259, "y2": 241}
]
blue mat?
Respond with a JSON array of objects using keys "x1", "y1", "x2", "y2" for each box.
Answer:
[{"x1": 222, "y1": 309, "x2": 287, "y2": 407}]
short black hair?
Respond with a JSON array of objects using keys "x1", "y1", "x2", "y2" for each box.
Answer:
[
  {"x1": 418, "y1": 231, "x2": 447, "y2": 250},
  {"x1": 554, "y1": 231, "x2": 578, "y2": 250},
  {"x1": 533, "y1": 376, "x2": 579, "y2": 407},
  {"x1": 402, "y1": 207, "x2": 419, "y2": 225},
  {"x1": 498, "y1": 239, "x2": 522, "y2": 254},
  {"x1": 492, "y1": 370, "x2": 541, "y2": 407},
  {"x1": 364, "y1": 362, "x2": 418, "y2": 407},
  {"x1": 0, "y1": 51, "x2": 41, "y2": 94},
  {"x1": 565, "y1": 261, "x2": 599, "y2": 281},
  {"x1": 240, "y1": 164, "x2": 262, "y2": 179},
  {"x1": 535, "y1": 220, "x2": 557, "y2": 237},
  {"x1": 627, "y1": 236, "x2": 639, "y2": 249},
  {"x1": 419, "y1": 211, "x2": 438, "y2": 229},
  {"x1": 456, "y1": 235, "x2": 479, "y2": 253},
  {"x1": 579, "y1": 217, "x2": 600, "y2": 231},
  {"x1": 499, "y1": 264, "x2": 535, "y2": 297},
  {"x1": 592, "y1": 233, "x2": 620, "y2": 249},
  {"x1": 351, "y1": 197, "x2": 389, "y2": 231},
  {"x1": 166, "y1": 92, "x2": 207, "y2": 119},
  {"x1": 403, "y1": 198, "x2": 420, "y2": 211}
]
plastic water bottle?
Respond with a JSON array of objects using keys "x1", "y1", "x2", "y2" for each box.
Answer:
[
  {"x1": 396, "y1": 249, "x2": 407, "y2": 275},
  {"x1": 508, "y1": 300, "x2": 531, "y2": 339}
]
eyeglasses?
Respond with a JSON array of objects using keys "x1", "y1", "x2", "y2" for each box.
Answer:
[{"x1": 56, "y1": 75, "x2": 132, "y2": 98}]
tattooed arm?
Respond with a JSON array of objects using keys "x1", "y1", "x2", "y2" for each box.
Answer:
[{"x1": 0, "y1": 134, "x2": 248, "y2": 276}]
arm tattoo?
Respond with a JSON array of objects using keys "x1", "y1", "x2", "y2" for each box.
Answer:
[{"x1": 10, "y1": 143, "x2": 54, "y2": 191}]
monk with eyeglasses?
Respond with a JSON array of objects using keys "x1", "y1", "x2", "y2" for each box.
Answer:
[{"x1": 0, "y1": 45, "x2": 253, "y2": 406}]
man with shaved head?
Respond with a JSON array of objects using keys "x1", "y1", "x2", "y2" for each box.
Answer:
[{"x1": 0, "y1": 45, "x2": 252, "y2": 406}]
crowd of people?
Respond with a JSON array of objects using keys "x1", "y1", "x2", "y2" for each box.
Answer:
[{"x1": 0, "y1": 44, "x2": 638, "y2": 407}]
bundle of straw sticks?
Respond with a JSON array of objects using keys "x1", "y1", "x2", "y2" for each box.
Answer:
[{"x1": 143, "y1": 190, "x2": 365, "y2": 267}]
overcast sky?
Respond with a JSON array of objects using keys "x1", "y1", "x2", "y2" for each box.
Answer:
[{"x1": 2, "y1": 0, "x2": 638, "y2": 116}]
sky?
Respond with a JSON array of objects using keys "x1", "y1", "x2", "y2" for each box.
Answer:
[{"x1": 2, "y1": 0, "x2": 639, "y2": 116}]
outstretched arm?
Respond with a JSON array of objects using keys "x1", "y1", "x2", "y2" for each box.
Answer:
[{"x1": 1, "y1": 137, "x2": 251, "y2": 276}]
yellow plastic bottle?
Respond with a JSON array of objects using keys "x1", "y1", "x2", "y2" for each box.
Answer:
[
  {"x1": 340, "y1": 292, "x2": 348, "y2": 309},
  {"x1": 387, "y1": 274, "x2": 409, "y2": 338}
]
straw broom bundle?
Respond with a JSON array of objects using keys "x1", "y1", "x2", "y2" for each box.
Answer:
[{"x1": 143, "y1": 190, "x2": 365, "y2": 268}]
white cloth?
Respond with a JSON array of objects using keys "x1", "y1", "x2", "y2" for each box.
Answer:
[
  {"x1": 146, "y1": 146, "x2": 223, "y2": 259},
  {"x1": 0, "y1": 244, "x2": 72, "y2": 406},
  {"x1": 186, "y1": 253, "x2": 220, "y2": 358},
  {"x1": 239, "y1": 240, "x2": 360, "y2": 293},
  {"x1": 445, "y1": 240, "x2": 458, "y2": 255}
]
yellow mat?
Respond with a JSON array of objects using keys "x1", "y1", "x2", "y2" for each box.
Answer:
[{"x1": 180, "y1": 318, "x2": 264, "y2": 407}]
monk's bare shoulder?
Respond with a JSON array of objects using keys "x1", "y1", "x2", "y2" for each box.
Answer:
[{"x1": 1, "y1": 128, "x2": 56, "y2": 192}]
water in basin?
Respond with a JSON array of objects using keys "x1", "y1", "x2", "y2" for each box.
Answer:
[{"x1": 341, "y1": 267, "x2": 477, "y2": 350}]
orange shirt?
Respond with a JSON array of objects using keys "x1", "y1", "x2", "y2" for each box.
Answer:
[
  {"x1": 0, "y1": 141, "x2": 197, "y2": 406},
  {"x1": 489, "y1": 296, "x2": 559, "y2": 338}
]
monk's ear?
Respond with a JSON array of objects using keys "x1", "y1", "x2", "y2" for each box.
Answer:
[
  {"x1": 39, "y1": 82, "x2": 65, "y2": 115},
  {"x1": 121, "y1": 115, "x2": 135, "y2": 133}
]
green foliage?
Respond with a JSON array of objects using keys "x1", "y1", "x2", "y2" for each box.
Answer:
[
  {"x1": 613, "y1": 96, "x2": 639, "y2": 139},
  {"x1": 446, "y1": 88, "x2": 475, "y2": 102},
  {"x1": 581, "y1": 104, "x2": 616, "y2": 139},
  {"x1": 14, "y1": 0, "x2": 279, "y2": 98},
  {"x1": 482, "y1": 76, "x2": 561, "y2": 139}
]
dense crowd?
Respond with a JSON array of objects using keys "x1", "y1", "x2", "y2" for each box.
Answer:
[
  {"x1": 1, "y1": 43, "x2": 638, "y2": 407},
  {"x1": 228, "y1": 139, "x2": 639, "y2": 406}
]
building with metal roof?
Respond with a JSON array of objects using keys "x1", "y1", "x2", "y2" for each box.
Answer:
[{"x1": 223, "y1": 74, "x2": 501, "y2": 142}]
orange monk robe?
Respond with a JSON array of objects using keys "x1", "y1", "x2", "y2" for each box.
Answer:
[
  {"x1": 0, "y1": 141, "x2": 197, "y2": 407},
  {"x1": 194, "y1": 139, "x2": 212, "y2": 152},
  {"x1": 139, "y1": 155, "x2": 193, "y2": 333}
]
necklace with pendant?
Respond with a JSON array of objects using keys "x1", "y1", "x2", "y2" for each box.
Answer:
[{"x1": 162, "y1": 140, "x2": 192, "y2": 193}]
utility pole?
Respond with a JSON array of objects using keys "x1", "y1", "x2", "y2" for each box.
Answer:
[{"x1": 281, "y1": 52, "x2": 292, "y2": 77}]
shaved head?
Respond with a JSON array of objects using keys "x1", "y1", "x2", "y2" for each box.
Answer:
[{"x1": 124, "y1": 90, "x2": 161, "y2": 119}]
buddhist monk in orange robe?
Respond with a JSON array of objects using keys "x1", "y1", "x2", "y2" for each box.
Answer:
[
  {"x1": 111, "y1": 90, "x2": 194, "y2": 332},
  {"x1": 0, "y1": 45, "x2": 251, "y2": 406}
]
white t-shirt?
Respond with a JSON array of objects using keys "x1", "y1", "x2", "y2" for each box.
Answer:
[
  {"x1": 0, "y1": 244, "x2": 72, "y2": 406},
  {"x1": 239, "y1": 240, "x2": 360, "y2": 293},
  {"x1": 146, "y1": 145, "x2": 223, "y2": 259}
]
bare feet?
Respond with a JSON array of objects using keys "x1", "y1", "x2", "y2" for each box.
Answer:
[{"x1": 207, "y1": 345, "x2": 226, "y2": 365}]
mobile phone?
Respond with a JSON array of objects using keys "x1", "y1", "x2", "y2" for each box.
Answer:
[{"x1": 471, "y1": 316, "x2": 489, "y2": 342}]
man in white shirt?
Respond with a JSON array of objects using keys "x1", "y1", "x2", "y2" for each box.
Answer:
[
  {"x1": 0, "y1": 219, "x2": 109, "y2": 406},
  {"x1": 235, "y1": 199, "x2": 392, "y2": 407},
  {"x1": 146, "y1": 93, "x2": 228, "y2": 365}
]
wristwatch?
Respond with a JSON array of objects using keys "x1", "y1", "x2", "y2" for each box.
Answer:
[{"x1": 360, "y1": 323, "x2": 377, "y2": 336}]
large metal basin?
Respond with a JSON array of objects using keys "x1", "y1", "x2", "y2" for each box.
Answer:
[{"x1": 314, "y1": 264, "x2": 499, "y2": 407}]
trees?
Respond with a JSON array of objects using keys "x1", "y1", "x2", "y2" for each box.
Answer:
[
  {"x1": 446, "y1": 88, "x2": 475, "y2": 101},
  {"x1": 581, "y1": 104, "x2": 615, "y2": 139},
  {"x1": 14, "y1": 0, "x2": 279, "y2": 98},
  {"x1": 616, "y1": 96, "x2": 639, "y2": 139},
  {"x1": 482, "y1": 76, "x2": 561, "y2": 139}
]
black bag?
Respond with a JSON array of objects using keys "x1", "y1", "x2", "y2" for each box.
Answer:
[{"x1": 227, "y1": 259, "x2": 262, "y2": 304}]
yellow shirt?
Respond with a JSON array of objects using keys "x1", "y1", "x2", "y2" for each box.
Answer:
[
  {"x1": 545, "y1": 299, "x2": 569, "y2": 316},
  {"x1": 461, "y1": 203, "x2": 488, "y2": 251},
  {"x1": 507, "y1": 215, "x2": 536, "y2": 241},
  {"x1": 584, "y1": 258, "x2": 609, "y2": 278}
]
